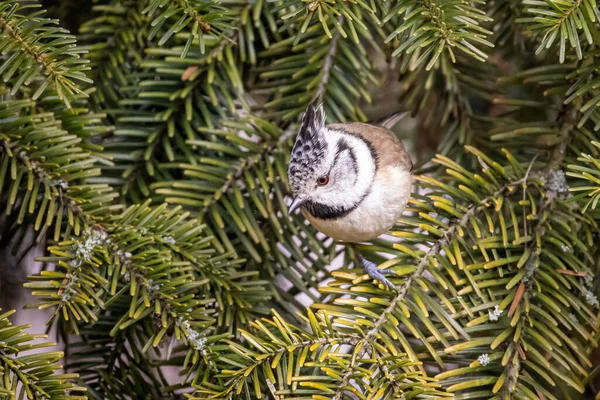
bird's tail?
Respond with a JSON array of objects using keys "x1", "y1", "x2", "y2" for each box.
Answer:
[{"x1": 377, "y1": 111, "x2": 411, "y2": 130}]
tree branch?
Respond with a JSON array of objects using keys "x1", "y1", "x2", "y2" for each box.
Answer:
[
  {"x1": 313, "y1": 16, "x2": 342, "y2": 103},
  {"x1": 547, "y1": 102, "x2": 579, "y2": 170},
  {"x1": 499, "y1": 101, "x2": 579, "y2": 395},
  {"x1": 223, "y1": 336, "x2": 359, "y2": 397},
  {"x1": 333, "y1": 176, "x2": 533, "y2": 398},
  {"x1": 0, "y1": 7, "x2": 90, "y2": 105}
]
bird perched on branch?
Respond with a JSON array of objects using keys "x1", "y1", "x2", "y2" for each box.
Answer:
[{"x1": 287, "y1": 102, "x2": 413, "y2": 289}]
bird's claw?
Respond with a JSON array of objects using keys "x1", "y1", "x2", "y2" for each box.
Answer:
[{"x1": 360, "y1": 255, "x2": 398, "y2": 290}]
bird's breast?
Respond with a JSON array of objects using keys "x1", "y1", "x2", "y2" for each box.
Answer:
[{"x1": 304, "y1": 167, "x2": 412, "y2": 242}]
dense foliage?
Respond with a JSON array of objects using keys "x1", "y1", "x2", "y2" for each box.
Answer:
[{"x1": 0, "y1": 0, "x2": 600, "y2": 399}]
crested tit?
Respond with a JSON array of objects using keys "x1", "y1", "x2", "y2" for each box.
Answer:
[{"x1": 287, "y1": 102, "x2": 413, "y2": 289}]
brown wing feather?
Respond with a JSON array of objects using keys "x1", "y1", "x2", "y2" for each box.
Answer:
[{"x1": 328, "y1": 122, "x2": 413, "y2": 172}]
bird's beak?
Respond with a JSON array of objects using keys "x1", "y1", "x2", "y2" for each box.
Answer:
[{"x1": 288, "y1": 196, "x2": 306, "y2": 214}]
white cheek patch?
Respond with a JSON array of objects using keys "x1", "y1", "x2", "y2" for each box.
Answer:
[{"x1": 312, "y1": 128, "x2": 376, "y2": 208}]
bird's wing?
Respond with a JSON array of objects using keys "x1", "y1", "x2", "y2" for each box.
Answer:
[{"x1": 328, "y1": 122, "x2": 413, "y2": 172}]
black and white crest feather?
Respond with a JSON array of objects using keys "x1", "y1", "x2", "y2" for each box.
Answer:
[{"x1": 288, "y1": 102, "x2": 327, "y2": 194}]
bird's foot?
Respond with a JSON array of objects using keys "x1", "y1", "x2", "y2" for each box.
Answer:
[{"x1": 359, "y1": 255, "x2": 398, "y2": 290}]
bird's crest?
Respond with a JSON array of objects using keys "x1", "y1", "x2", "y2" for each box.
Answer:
[
  {"x1": 298, "y1": 100, "x2": 325, "y2": 141},
  {"x1": 288, "y1": 102, "x2": 327, "y2": 194}
]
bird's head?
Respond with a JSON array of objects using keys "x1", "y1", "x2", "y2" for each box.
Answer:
[{"x1": 287, "y1": 102, "x2": 375, "y2": 219}]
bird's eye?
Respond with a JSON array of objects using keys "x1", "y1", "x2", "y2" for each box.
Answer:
[{"x1": 316, "y1": 176, "x2": 329, "y2": 186}]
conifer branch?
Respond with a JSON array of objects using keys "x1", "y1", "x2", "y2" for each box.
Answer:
[
  {"x1": 333, "y1": 176, "x2": 530, "y2": 398},
  {"x1": 0, "y1": 16, "x2": 58, "y2": 76},
  {"x1": 521, "y1": 0, "x2": 599, "y2": 61},
  {"x1": 548, "y1": 102, "x2": 580, "y2": 170},
  {"x1": 313, "y1": 17, "x2": 342, "y2": 102},
  {"x1": 105, "y1": 24, "x2": 245, "y2": 200},
  {"x1": 257, "y1": 18, "x2": 374, "y2": 122},
  {"x1": 383, "y1": 0, "x2": 493, "y2": 69},
  {"x1": 0, "y1": 99, "x2": 112, "y2": 242},
  {"x1": 170, "y1": 0, "x2": 212, "y2": 31},
  {"x1": 497, "y1": 101, "x2": 581, "y2": 395},
  {"x1": 79, "y1": 2, "x2": 152, "y2": 110},
  {"x1": 219, "y1": 336, "x2": 359, "y2": 397},
  {"x1": 142, "y1": 0, "x2": 233, "y2": 56},
  {"x1": 0, "y1": 2, "x2": 91, "y2": 107},
  {"x1": 1, "y1": 0, "x2": 600, "y2": 398},
  {"x1": 0, "y1": 309, "x2": 86, "y2": 399},
  {"x1": 200, "y1": 134, "x2": 283, "y2": 213}
]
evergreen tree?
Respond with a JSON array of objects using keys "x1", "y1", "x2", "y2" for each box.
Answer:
[{"x1": 0, "y1": 0, "x2": 599, "y2": 399}]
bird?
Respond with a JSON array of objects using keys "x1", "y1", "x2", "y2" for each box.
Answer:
[{"x1": 287, "y1": 102, "x2": 413, "y2": 289}]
